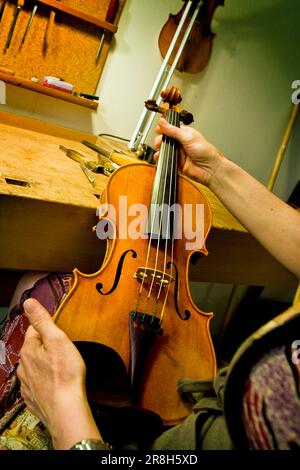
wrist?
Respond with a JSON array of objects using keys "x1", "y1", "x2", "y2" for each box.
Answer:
[
  {"x1": 70, "y1": 439, "x2": 112, "y2": 451},
  {"x1": 48, "y1": 395, "x2": 101, "y2": 450},
  {"x1": 208, "y1": 153, "x2": 235, "y2": 193}
]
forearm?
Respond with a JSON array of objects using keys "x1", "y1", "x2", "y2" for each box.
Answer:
[
  {"x1": 48, "y1": 396, "x2": 101, "y2": 450},
  {"x1": 208, "y1": 158, "x2": 300, "y2": 280}
]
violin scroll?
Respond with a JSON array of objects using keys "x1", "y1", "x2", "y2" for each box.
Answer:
[
  {"x1": 160, "y1": 86, "x2": 182, "y2": 106},
  {"x1": 145, "y1": 86, "x2": 194, "y2": 125}
]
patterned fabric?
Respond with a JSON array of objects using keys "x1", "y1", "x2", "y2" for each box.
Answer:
[
  {"x1": 0, "y1": 407, "x2": 52, "y2": 450},
  {"x1": 0, "y1": 273, "x2": 72, "y2": 450},
  {"x1": 242, "y1": 346, "x2": 300, "y2": 449}
]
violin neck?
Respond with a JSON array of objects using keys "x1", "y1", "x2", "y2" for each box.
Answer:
[{"x1": 147, "y1": 108, "x2": 180, "y2": 240}]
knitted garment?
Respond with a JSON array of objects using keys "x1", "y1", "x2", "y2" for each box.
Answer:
[{"x1": 242, "y1": 346, "x2": 300, "y2": 450}]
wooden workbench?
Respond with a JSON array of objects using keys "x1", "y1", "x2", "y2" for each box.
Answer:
[{"x1": 0, "y1": 111, "x2": 297, "y2": 289}]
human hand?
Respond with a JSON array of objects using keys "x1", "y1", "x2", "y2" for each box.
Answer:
[
  {"x1": 17, "y1": 298, "x2": 100, "y2": 449},
  {"x1": 154, "y1": 117, "x2": 225, "y2": 187}
]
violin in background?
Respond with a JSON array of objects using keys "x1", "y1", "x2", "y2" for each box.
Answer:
[{"x1": 159, "y1": 0, "x2": 224, "y2": 73}]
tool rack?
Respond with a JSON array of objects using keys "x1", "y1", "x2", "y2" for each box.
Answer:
[{"x1": 0, "y1": 0, "x2": 125, "y2": 109}]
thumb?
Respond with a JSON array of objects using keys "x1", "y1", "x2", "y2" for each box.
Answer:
[{"x1": 23, "y1": 298, "x2": 59, "y2": 342}]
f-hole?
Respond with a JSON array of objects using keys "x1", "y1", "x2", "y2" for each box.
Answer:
[
  {"x1": 96, "y1": 249, "x2": 137, "y2": 295},
  {"x1": 168, "y1": 261, "x2": 190, "y2": 321}
]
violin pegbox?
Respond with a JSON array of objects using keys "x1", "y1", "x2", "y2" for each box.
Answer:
[{"x1": 145, "y1": 86, "x2": 194, "y2": 125}]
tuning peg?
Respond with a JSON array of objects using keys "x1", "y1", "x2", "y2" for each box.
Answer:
[
  {"x1": 144, "y1": 99, "x2": 165, "y2": 114},
  {"x1": 179, "y1": 110, "x2": 194, "y2": 125}
]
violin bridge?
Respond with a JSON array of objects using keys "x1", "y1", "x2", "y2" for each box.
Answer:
[{"x1": 134, "y1": 267, "x2": 174, "y2": 287}]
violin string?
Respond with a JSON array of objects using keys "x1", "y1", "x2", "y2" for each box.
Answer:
[
  {"x1": 135, "y1": 112, "x2": 171, "y2": 314},
  {"x1": 145, "y1": 110, "x2": 173, "y2": 313},
  {"x1": 156, "y1": 109, "x2": 177, "y2": 321},
  {"x1": 135, "y1": 107, "x2": 179, "y2": 320},
  {"x1": 158, "y1": 111, "x2": 179, "y2": 321},
  {"x1": 168, "y1": 110, "x2": 179, "y2": 310}
]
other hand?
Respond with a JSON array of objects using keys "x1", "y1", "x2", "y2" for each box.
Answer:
[
  {"x1": 155, "y1": 117, "x2": 225, "y2": 187},
  {"x1": 17, "y1": 298, "x2": 100, "y2": 449}
]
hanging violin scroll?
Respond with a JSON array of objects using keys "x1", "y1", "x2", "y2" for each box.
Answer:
[{"x1": 158, "y1": 0, "x2": 225, "y2": 73}]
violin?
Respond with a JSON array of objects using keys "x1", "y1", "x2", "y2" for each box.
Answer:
[
  {"x1": 159, "y1": 0, "x2": 224, "y2": 73},
  {"x1": 54, "y1": 87, "x2": 216, "y2": 431}
]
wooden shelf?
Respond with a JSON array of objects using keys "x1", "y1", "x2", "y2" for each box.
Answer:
[
  {"x1": 38, "y1": 0, "x2": 118, "y2": 32},
  {"x1": 0, "y1": 72, "x2": 98, "y2": 110}
]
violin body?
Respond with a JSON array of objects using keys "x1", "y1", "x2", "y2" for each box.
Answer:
[
  {"x1": 159, "y1": 0, "x2": 224, "y2": 74},
  {"x1": 54, "y1": 162, "x2": 216, "y2": 426}
]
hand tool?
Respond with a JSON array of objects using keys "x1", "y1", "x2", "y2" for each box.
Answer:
[
  {"x1": 80, "y1": 162, "x2": 95, "y2": 185},
  {"x1": 59, "y1": 145, "x2": 97, "y2": 185},
  {"x1": 6, "y1": 0, "x2": 24, "y2": 49},
  {"x1": 96, "y1": 0, "x2": 119, "y2": 63},
  {"x1": 72, "y1": 91, "x2": 99, "y2": 101},
  {"x1": 81, "y1": 139, "x2": 127, "y2": 168},
  {"x1": 81, "y1": 140, "x2": 118, "y2": 161},
  {"x1": 22, "y1": 4, "x2": 37, "y2": 44},
  {"x1": 59, "y1": 145, "x2": 118, "y2": 183},
  {"x1": 0, "y1": 0, "x2": 8, "y2": 30},
  {"x1": 79, "y1": 92, "x2": 99, "y2": 101},
  {"x1": 44, "y1": 0, "x2": 60, "y2": 51},
  {"x1": 60, "y1": 144, "x2": 101, "y2": 170}
]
